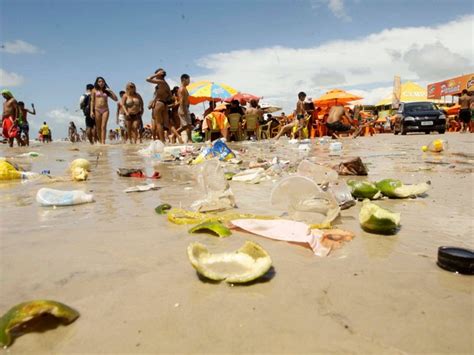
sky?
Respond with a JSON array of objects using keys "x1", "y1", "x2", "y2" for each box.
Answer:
[{"x1": 1, "y1": 0, "x2": 473, "y2": 137}]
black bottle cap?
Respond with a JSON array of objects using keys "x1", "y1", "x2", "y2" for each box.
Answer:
[{"x1": 437, "y1": 246, "x2": 474, "y2": 275}]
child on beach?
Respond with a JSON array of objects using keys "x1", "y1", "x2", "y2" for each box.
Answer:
[{"x1": 291, "y1": 116, "x2": 309, "y2": 140}]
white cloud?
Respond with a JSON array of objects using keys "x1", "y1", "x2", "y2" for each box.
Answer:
[
  {"x1": 191, "y1": 15, "x2": 473, "y2": 110},
  {"x1": 403, "y1": 42, "x2": 472, "y2": 81},
  {"x1": 46, "y1": 108, "x2": 83, "y2": 125},
  {"x1": 0, "y1": 40, "x2": 41, "y2": 54},
  {"x1": 0, "y1": 69, "x2": 25, "y2": 86},
  {"x1": 312, "y1": 0, "x2": 351, "y2": 21}
]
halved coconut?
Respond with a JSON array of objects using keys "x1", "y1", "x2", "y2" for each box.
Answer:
[
  {"x1": 359, "y1": 200, "x2": 401, "y2": 235},
  {"x1": 0, "y1": 300, "x2": 79, "y2": 347},
  {"x1": 347, "y1": 180, "x2": 381, "y2": 200},
  {"x1": 376, "y1": 179, "x2": 430, "y2": 198},
  {"x1": 188, "y1": 221, "x2": 232, "y2": 238},
  {"x1": 187, "y1": 241, "x2": 272, "y2": 283}
]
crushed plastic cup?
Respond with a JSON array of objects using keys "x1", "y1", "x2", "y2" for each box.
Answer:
[
  {"x1": 297, "y1": 160, "x2": 338, "y2": 184},
  {"x1": 270, "y1": 176, "x2": 340, "y2": 224},
  {"x1": 191, "y1": 160, "x2": 235, "y2": 212},
  {"x1": 138, "y1": 140, "x2": 165, "y2": 157}
]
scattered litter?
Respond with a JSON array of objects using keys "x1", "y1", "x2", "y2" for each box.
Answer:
[
  {"x1": 124, "y1": 183, "x2": 160, "y2": 193},
  {"x1": 423, "y1": 139, "x2": 448, "y2": 153},
  {"x1": 155, "y1": 204, "x2": 172, "y2": 214},
  {"x1": 297, "y1": 160, "x2": 338, "y2": 185},
  {"x1": 0, "y1": 300, "x2": 79, "y2": 348},
  {"x1": 270, "y1": 176, "x2": 340, "y2": 224},
  {"x1": 187, "y1": 241, "x2": 272, "y2": 283},
  {"x1": 0, "y1": 160, "x2": 39, "y2": 180},
  {"x1": 18, "y1": 151, "x2": 41, "y2": 157},
  {"x1": 329, "y1": 181, "x2": 356, "y2": 209},
  {"x1": 232, "y1": 168, "x2": 267, "y2": 184},
  {"x1": 138, "y1": 140, "x2": 165, "y2": 158},
  {"x1": 188, "y1": 221, "x2": 232, "y2": 238},
  {"x1": 359, "y1": 199, "x2": 400, "y2": 235},
  {"x1": 117, "y1": 168, "x2": 160, "y2": 179},
  {"x1": 347, "y1": 180, "x2": 381, "y2": 200},
  {"x1": 71, "y1": 167, "x2": 88, "y2": 181},
  {"x1": 334, "y1": 157, "x2": 368, "y2": 176},
  {"x1": 191, "y1": 160, "x2": 236, "y2": 212},
  {"x1": 230, "y1": 219, "x2": 354, "y2": 256},
  {"x1": 36, "y1": 188, "x2": 94, "y2": 206},
  {"x1": 375, "y1": 179, "x2": 430, "y2": 198},
  {"x1": 69, "y1": 158, "x2": 91, "y2": 172},
  {"x1": 192, "y1": 139, "x2": 235, "y2": 164}
]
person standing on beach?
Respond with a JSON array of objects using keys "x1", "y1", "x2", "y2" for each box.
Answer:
[
  {"x1": 168, "y1": 86, "x2": 183, "y2": 143},
  {"x1": 17, "y1": 101, "x2": 35, "y2": 146},
  {"x1": 39, "y1": 121, "x2": 51, "y2": 143},
  {"x1": 458, "y1": 89, "x2": 473, "y2": 133},
  {"x1": 1, "y1": 89, "x2": 19, "y2": 147},
  {"x1": 275, "y1": 92, "x2": 306, "y2": 140},
  {"x1": 177, "y1": 74, "x2": 192, "y2": 142},
  {"x1": 90, "y1": 77, "x2": 118, "y2": 144},
  {"x1": 146, "y1": 68, "x2": 172, "y2": 142},
  {"x1": 80, "y1": 84, "x2": 96, "y2": 144},
  {"x1": 121, "y1": 82, "x2": 144, "y2": 144},
  {"x1": 116, "y1": 91, "x2": 128, "y2": 143}
]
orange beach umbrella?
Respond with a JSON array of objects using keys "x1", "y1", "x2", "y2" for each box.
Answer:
[{"x1": 314, "y1": 89, "x2": 363, "y2": 107}]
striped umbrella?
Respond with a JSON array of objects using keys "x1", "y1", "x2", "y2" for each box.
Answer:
[{"x1": 187, "y1": 80, "x2": 238, "y2": 105}]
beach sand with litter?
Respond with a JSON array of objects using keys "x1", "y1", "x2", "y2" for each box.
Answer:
[{"x1": 0, "y1": 133, "x2": 473, "y2": 353}]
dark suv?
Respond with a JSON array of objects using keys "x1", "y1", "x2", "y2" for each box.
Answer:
[{"x1": 393, "y1": 102, "x2": 446, "y2": 135}]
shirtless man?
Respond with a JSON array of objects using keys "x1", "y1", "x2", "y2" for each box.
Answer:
[
  {"x1": 326, "y1": 104, "x2": 356, "y2": 137},
  {"x1": 146, "y1": 68, "x2": 172, "y2": 142},
  {"x1": 458, "y1": 89, "x2": 473, "y2": 133},
  {"x1": 17, "y1": 101, "x2": 35, "y2": 146},
  {"x1": 177, "y1": 74, "x2": 192, "y2": 142},
  {"x1": 275, "y1": 92, "x2": 306, "y2": 140},
  {"x1": 1, "y1": 89, "x2": 19, "y2": 147}
]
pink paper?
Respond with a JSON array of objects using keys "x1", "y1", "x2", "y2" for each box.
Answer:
[{"x1": 230, "y1": 219, "x2": 330, "y2": 256}]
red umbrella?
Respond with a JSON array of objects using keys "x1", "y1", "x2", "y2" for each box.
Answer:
[{"x1": 224, "y1": 92, "x2": 261, "y2": 103}]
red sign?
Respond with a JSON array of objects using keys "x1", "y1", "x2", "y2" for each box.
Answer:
[{"x1": 427, "y1": 73, "x2": 474, "y2": 99}]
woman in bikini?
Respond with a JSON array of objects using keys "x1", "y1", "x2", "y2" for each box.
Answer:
[
  {"x1": 90, "y1": 77, "x2": 118, "y2": 144},
  {"x1": 121, "y1": 82, "x2": 144, "y2": 144}
]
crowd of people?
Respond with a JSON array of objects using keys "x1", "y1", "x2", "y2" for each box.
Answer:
[{"x1": 2, "y1": 73, "x2": 474, "y2": 147}]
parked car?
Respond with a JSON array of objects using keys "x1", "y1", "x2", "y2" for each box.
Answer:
[{"x1": 393, "y1": 102, "x2": 446, "y2": 135}]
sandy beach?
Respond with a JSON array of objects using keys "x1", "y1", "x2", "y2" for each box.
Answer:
[{"x1": 0, "y1": 133, "x2": 473, "y2": 354}]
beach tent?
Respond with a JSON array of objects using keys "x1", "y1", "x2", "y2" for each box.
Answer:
[{"x1": 376, "y1": 81, "x2": 431, "y2": 106}]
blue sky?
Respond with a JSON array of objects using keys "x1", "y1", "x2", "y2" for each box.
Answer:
[{"x1": 1, "y1": 0, "x2": 473, "y2": 136}]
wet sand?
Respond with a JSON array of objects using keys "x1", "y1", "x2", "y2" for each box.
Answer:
[{"x1": 0, "y1": 133, "x2": 473, "y2": 354}]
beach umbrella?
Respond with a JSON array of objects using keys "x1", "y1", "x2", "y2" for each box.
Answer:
[
  {"x1": 314, "y1": 89, "x2": 363, "y2": 107},
  {"x1": 224, "y1": 92, "x2": 261, "y2": 103},
  {"x1": 187, "y1": 80, "x2": 238, "y2": 105},
  {"x1": 260, "y1": 102, "x2": 282, "y2": 113}
]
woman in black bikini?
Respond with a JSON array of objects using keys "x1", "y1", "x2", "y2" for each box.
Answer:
[
  {"x1": 90, "y1": 76, "x2": 118, "y2": 144},
  {"x1": 121, "y1": 82, "x2": 144, "y2": 144}
]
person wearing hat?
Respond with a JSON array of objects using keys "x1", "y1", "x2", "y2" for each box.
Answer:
[{"x1": 2, "y1": 89, "x2": 20, "y2": 147}]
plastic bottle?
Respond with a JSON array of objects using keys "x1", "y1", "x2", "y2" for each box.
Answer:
[
  {"x1": 329, "y1": 142, "x2": 343, "y2": 155},
  {"x1": 423, "y1": 139, "x2": 448, "y2": 153},
  {"x1": 36, "y1": 188, "x2": 94, "y2": 206}
]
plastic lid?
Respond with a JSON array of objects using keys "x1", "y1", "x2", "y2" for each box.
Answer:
[{"x1": 437, "y1": 246, "x2": 474, "y2": 275}]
